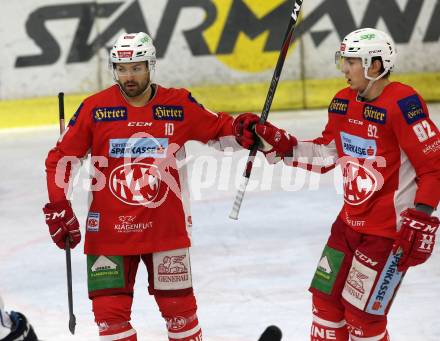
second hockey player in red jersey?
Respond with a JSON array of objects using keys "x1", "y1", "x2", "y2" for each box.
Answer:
[
  {"x1": 43, "y1": 32, "x2": 250, "y2": 340},
  {"x1": 235, "y1": 28, "x2": 440, "y2": 340}
]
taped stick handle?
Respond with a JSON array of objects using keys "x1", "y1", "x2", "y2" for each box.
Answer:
[{"x1": 58, "y1": 92, "x2": 65, "y2": 134}]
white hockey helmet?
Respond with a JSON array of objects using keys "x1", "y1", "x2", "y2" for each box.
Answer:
[
  {"x1": 335, "y1": 28, "x2": 397, "y2": 80},
  {"x1": 110, "y1": 32, "x2": 156, "y2": 72}
]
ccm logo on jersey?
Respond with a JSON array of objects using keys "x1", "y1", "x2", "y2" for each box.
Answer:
[
  {"x1": 398, "y1": 94, "x2": 426, "y2": 124},
  {"x1": 93, "y1": 107, "x2": 128, "y2": 122},
  {"x1": 128, "y1": 122, "x2": 152, "y2": 127},
  {"x1": 153, "y1": 105, "x2": 184, "y2": 121},
  {"x1": 363, "y1": 104, "x2": 386, "y2": 124},
  {"x1": 328, "y1": 98, "x2": 349, "y2": 115}
]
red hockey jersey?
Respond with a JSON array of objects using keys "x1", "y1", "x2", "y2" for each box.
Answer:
[
  {"x1": 286, "y1": 82, "x2": 440, "y2": 239},
  {"x1": 45, "y1": 84, "x2": 236, "y2": 255}
]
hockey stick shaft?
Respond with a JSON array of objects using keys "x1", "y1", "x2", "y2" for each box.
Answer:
[
  {"x1": 229, "y1": 0, "x2": 304, "y2": 220},
  {"x1": 58, "y1": 92, "x2": 76, "y2": 335}
]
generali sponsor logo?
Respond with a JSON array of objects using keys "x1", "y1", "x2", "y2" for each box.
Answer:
[
  {"x1": 342, "y1": 258, "x2": 377, "y2": 310},
  {"x1": 158, "y1": 255, "x2": 189, "y2": 283}
]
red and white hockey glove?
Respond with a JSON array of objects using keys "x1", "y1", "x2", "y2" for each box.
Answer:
[
  {"x1": 233, "y1": 113, "x2": 298, "y2": 157},
  {"x1": 254, "y1": 121, "x2": 298, "y2": 157},
  {"x1": 393, "y1": 208, "x2": 439, "y2": 272},
  {"x1": 43, "y1": 200, "x2": 81, "y2": 249},
  {"x1": 233, "y1": 112, "x2": 260, "y2": 149}
]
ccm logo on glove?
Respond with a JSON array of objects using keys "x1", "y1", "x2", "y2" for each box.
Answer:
[
  {"x1": 43, "y1": 200, "x2": 81, "y2": 249},
  {"x1": 45, "y1": 210, "x2": 67, "y2": 220},
  {"x1": 393, "y1": 208, "x2": 439, "y2": 272}
]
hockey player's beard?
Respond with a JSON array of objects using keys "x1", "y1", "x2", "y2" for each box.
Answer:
[{"x1": 120, "y1": 79, "x2": 150, "y2": 98}]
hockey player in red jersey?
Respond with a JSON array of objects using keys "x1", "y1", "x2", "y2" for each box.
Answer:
[
  {"x1": 43, "y1": 32, "x2": 250, "y2": 340},
  {"x1": 234, "y1": 28, "x2": 440, "y2": 340}
]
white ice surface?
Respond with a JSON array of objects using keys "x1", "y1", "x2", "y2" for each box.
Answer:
[{"x1": 1, "y1": 106, "x2": 440, "y2": 341}]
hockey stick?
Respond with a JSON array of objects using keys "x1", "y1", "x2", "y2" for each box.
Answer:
[
  {"x1": 229, "y1": 0, "x2": 304, "y2": 220},
  {"x1": 58, "y1": 92, "x2": 76, "y2": 335},
  {"x1": 258, "y1": 325, "x2": 282, "y2": 341}
]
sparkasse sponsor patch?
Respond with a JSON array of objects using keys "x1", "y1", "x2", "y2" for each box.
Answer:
[
  {"x1": 109, "y1": 138, "x2": 168, "y2": 158},
  {"x1": 366, "y1": 252, "x2": 403, "y2": 315},
  {"x1": 340, "y1": 132, "x2": 377, "y2": 159}
]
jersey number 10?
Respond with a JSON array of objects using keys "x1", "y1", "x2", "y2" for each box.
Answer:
[{"x1": 165, "y1": 123, "x2": 174, "y2": 136}]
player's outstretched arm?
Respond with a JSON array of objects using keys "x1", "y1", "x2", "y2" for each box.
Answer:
[{"x1": 233, "y1": 113, "x2": 297, "y2": 157}]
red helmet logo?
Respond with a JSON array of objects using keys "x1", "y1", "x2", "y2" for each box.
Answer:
[{"x1": 117, "y1": 50, "x2": 133, "y2": 58}]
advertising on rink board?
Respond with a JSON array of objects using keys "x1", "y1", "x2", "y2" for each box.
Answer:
[{"x1": 1, "y1": 0, "x2": 439, "y2": 110}]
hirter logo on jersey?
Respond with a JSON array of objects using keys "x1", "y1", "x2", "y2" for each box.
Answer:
[
  {"x1": 153, "y1": 105, "x2": 184, "y2": 121},
  {"x1": 342, "y1": 161, "x2": 377, "y2": 205},
  {"x1": 398, "y1": 94, "x2": 426, "y2": 124},
  {"x1": 109, "y1": 162, "x2": 169, "y2": 207},
  {"x1": 341, "y1": 132, "x2": 377, "y2": 159},
  {"x1": 328, "y1": 98, "x2": 349, "y2": 115},
  {"x1": 93, "y1": 107, "x2": 128, "y2": 122},
  {"x1": 363, "y1": 104, "x2": 386, "y2": 124}
]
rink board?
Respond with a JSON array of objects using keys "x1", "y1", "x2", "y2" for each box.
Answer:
[{"x1": 1, "y1": 0, "x2": 440, "y2": 127}]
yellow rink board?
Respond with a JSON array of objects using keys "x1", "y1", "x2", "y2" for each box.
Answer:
[{"x1": 1, "y1": 72, "x2": 439, "y2": 129}]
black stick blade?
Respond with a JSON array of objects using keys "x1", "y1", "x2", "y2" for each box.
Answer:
[
  {"x1": 69, "y1": 314, "x2": 76, "y2": 334},
  {"x1": 258, "y1": 325, "x2": 282, "y2": 341}
]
